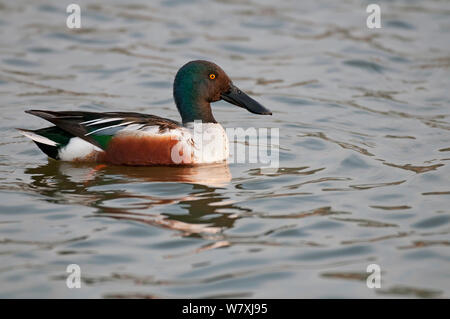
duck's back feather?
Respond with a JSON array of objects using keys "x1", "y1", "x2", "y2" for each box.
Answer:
[{"x1": 25, "y1": 110, "x2": 182, "y2": 149}]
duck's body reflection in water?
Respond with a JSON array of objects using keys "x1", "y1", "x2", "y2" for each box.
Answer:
[
  {"x1": 25, "y1": 161, "x2": 248, "y2": 243},
  {"x1": 57, "y1": 161, "x2": 232, "y2": 187}
]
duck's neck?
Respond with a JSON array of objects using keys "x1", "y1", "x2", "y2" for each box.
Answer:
[
  {"x1": 175, "y1": 97, "x2": 217, "y2": 124},
  {"x1": 174, "y1": 80, "x2": 217, "y2": 124}
]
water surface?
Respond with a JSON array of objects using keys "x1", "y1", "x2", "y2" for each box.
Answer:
[{"x1": 0, "y1": 0, "x2": 449, "y2": 298}]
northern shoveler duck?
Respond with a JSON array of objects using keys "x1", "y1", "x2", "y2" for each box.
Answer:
[{"x1": 18, "y1": 60, "x2": 271, "y2": 166}]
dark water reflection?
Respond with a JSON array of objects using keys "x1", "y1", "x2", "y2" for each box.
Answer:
[
  {"x1": 25, "y1": 162, "x2": 237, "y2": 235},
  {"x1": 0, "y1": 0, "x2": 450, "y2": 298}
]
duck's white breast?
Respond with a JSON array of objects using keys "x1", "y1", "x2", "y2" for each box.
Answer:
[{"x1": 185, "y1": 122, "x2": 229, "y2": 164}]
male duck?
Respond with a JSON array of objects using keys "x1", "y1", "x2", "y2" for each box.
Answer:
[{"x1": 18, "y1": 60, "x2": 271, "y2": 165}]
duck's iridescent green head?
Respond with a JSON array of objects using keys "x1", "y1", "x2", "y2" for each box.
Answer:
[{"x1": 173, "y1": 60, "x2": 271, "y2": 124}]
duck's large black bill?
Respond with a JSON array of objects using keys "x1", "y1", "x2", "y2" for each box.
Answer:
[{"x1": 221, "y1": 84, "x2": 272, "y2": 115}]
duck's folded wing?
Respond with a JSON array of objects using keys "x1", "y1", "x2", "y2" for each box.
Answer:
[{"x1": 25, "y1": 110, "x2": 182, "y2": 149}]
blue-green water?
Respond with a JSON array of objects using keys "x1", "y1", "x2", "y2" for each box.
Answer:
[{"x1": 0, "y1": 0, "x2": 449, "y2": 298}]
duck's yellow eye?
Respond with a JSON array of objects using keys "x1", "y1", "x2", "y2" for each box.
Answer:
[{"x1": 209, "y1": 73, "x2": 216, "y2": 80}]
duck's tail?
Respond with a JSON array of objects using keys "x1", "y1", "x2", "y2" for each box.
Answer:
[
  {"x1": 17, "y1": 127, "x2": 72, "y2": 159},
  {"x1": 17, "y1": 128, "x2": 59, "y2": 146}
]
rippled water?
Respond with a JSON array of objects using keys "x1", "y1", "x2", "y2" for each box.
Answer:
[{"x1": 1, "y1": 0, "x2": 449, "y2": 298}]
